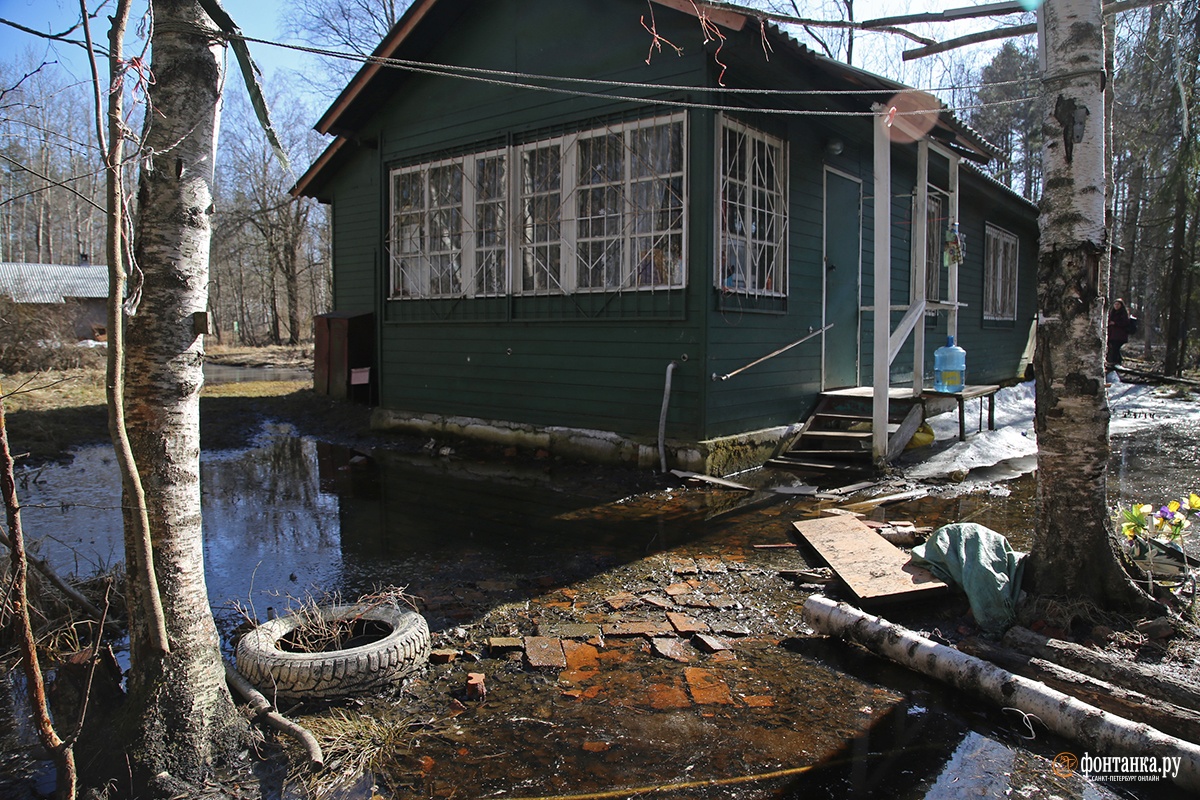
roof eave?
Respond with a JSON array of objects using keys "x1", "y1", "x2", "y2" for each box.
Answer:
[
  {"x1": 314, "y1": 0, "x2": 440, "y2": 136},
  {"x1": 291, "y1": 137, "x2": 349, "y2": 199}
]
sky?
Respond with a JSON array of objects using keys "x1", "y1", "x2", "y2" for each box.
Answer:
[{"x1": 0, "y1": 0, "x2": 308, "y2": 85}]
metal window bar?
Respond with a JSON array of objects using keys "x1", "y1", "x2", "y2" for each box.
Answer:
[
  {"x1": 983, "y1": 225, "x2": 1018, "y2": 320},
  {"x1": 388, "y1": 114, "x2": 687, "y2": 306},
  {"x1": 718, "y1": 119, "x2": 786, "y2": 299}
]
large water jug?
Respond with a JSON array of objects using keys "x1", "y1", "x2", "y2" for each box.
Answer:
[{"x1": 934, "y1": 336, "x2": 966, "y2": 393}]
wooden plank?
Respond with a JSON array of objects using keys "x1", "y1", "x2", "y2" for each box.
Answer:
[
  {"x1": 839, "y1": 488, "x2": 927, "y2": 511},
  {"x1": 670, "y1": 470, "x2": 755, "y2": 491},
  {"x1": 792, "y1": 516, "x2": 947, "y2": 603}
]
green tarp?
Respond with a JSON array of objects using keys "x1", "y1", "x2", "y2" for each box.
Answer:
[{"x1": 911, "y1": 523, "x2": 1026, "y2": 634}]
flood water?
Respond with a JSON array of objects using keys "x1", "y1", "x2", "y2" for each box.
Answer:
[{"x1": 4, "y1": 381, "x2": 1199, "y2": 800}]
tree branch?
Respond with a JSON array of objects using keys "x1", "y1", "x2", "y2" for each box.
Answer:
[
  {"x1": 0, "y1": 14, "x2": 111, "y2": 57},
  {"x1": 903, "y1": 0, "x2": 1172, "y2": 61},
  {"x1": 904, "y1": 23, "x2": 1037, "y2": 61}
]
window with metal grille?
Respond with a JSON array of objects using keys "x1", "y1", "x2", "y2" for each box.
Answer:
[
  {"x1": 389, "y1": 150, "x2": 504, "y2": 299},
  {"x1": 518, "y1": 114, "x2": 686, "y2": 296},
  {"x1": 925, "y1": 191, "x2": 945, "y2": 303},
  {"x1": 717, "y1": 117, "x2": 787, "y2": 297},
  {"x1": 984, "y1": 224, "x2": 1019, "y2": 321},
  {"x1": 387, "y1": 113, "x2": 686, "y2": 301}
]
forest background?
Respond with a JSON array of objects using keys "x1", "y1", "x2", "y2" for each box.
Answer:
[{"x1": 1, "y1": 0, "x2": 1197, "y2": 370}]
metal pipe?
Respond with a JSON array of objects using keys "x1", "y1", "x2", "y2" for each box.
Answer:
[
  {"x1": 659, "y1": 360, "x2": 678, "y2": 473},
  {"x1": 711, "y1": 324, "x2": 832, "y2": 382}
]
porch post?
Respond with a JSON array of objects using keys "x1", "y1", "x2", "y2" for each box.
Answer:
[
  {"x1": 948, "y1": 153, "x2": 961, "y2": 339},
  {"x1": 872, "y1": 106, "x2": 891, "y2": 462},
  {"x1": 912, "y1": 140, "x2": 929, "y2": 394}
]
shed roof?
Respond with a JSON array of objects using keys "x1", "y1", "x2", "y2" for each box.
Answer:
[{"x1": 0, "y1": 263, "x2": 108, "y2": 304}]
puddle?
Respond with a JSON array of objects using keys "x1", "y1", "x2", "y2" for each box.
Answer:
[
  {"x1": 4, "y1": 392, "x2": 1199, "y2": 799},
  {"x1": 203, "y1": 364, "x2": 312, "y2": 384}
]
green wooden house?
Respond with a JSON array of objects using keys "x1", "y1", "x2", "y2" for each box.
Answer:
[{"x1": 294, "y1": 0, "x2": 1038, "y2": 475}]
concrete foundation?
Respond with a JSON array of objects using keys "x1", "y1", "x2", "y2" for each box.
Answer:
[{"x1": 370, "y1": 408, "x2": 795, "y2": 476}]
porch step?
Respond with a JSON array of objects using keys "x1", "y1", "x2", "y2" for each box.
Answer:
[{"x1": 769, "y1": 389, "x2": 927, "y2": 478}]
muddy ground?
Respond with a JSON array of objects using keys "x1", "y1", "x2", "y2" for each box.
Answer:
[{"x1": 5, "y1": 350, "x2": 1200, "y2": 799}]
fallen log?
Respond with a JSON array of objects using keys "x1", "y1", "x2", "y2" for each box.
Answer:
[
  {"x1": 225, "y1": 663, "x2": 324, "y2": 768},
  {"x1": 1003, "y1": 626, "x2": 1200, "y2": 712},
  {"x1": 958, "y1": 637, "x2": 1200, "y2": 744},
  {"x1": 803, "y1": 595, "x2": 1200, "y2": 792},
  {"x1": 1114, "y1": 365, "x2": 1200, "y2": 388}
]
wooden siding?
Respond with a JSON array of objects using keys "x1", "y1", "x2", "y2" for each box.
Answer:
[
  {"x1": 703, "y1": 117, "x2": 828, "y2": 438},
  {"x1": 316, "y1": 0, "x2": 1040, "y2": 448},
  {"x1": 338, "y1": 0, "x2": 715, "y2": 442},
  {"x1": 329, "y1": 147, "x2": 381, "y2": 313}
]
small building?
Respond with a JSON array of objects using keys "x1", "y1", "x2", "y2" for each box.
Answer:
[
  {"x1": 293, "y1": 0, "x2": 1038, "y2": 474},
  {"x1": 0, "y1": 260, "x2": 108, "y2": 340}
]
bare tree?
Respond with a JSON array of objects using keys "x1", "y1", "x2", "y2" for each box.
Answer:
[
  {"x1": 1028, "y1": 0, "x2": 1149, "y2": 608},
  {"x1": 281, "y1": 0, "x2": 411, "y2": 91},
  {"x1": 215, "y1": 90, "x2": 325, "y2": 344},
  {"x1": 114, "y1": 0, "x2": 249, "y2": 792}
]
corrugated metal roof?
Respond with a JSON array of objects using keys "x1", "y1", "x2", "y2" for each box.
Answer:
[{"x1": 0, "y1": 263, "x2": 109, "y2": 304}]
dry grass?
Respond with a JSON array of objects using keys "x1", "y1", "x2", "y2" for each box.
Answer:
[
  {"x1": 1, "y1": 369, "x2": 107, "y2": 413},
  {"x1": 1, "y1": 348, "x2": 350, "y2": 465},
  {"x1": 285, "y1": 707, "x2": 423, "y2": 800},
  {"x1": 206, "y1": 344, "x2": 313, "y2": 369}
]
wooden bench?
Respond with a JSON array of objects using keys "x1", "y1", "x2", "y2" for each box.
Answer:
[{"x1": 922, "y1": 384, "x2": 1000, "y2": 441}]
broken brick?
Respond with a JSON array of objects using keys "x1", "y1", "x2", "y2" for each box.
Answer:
[
  {"x1": 604, "y1": 591, "x2": 638, "y2": 610},
  {"x1": 537, "y1": 622, "x2": 601, "y2": 640},
  {"x1": 524, "y1": 637, "x2": 567, "y2": 668},
  {"x1": 667, "y1": 611, "x2": 709, "y2": 635},
  {"x1": 466, "y1": 673, "x2": 486, "y2": 700},
  {"x1": 557, "y1": 669, "x2": 599, "y2": 688},
  {"x1": 692, "y1": 633, "x2": 731, "y2": 653},
  {"x1": 601, "y1": 621, "x2": 671, "y2": 637},
  {"x1": 429, "y1": 648, "x2": 460, "y2": 664},
  {"x1": 684, "y1": 667, "x2": 734, "y2": 705},
  {"x1": 487, "y1": 637, "x2": 524, "y2": 655},
  {"x1": 650, "y1": 637, "x2": 693, "y2": 663},
  {"x1": 562, "y1": 639, "x2": 601, "y2": 670},
  {"x1": 646, "y1": 679, "x2": 692, "y2": 709}
]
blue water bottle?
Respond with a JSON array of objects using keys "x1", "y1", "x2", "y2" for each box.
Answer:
[{"x1": 934, "y1": 336, "x2": 966, "y2": 393}]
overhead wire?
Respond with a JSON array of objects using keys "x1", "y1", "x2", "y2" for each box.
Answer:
[{"x1": 226, "y1": 31, "x2": 1041, "y2": 120}]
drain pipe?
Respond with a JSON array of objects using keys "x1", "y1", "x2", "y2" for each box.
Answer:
[{"x1": 658, "y1": 360, "x2": 679, "y2": 473}]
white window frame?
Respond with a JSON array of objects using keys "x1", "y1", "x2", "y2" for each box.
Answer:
[
  {"x1": 516, "y1": 113, "x2": 688, "y2": 296},
  {"x1": 925, "y1": 188, "x2": 947, "y2": 303},
  {"x1": 984, "y1": 223, "x2": 1019, "y2": 321},
  {"x1": 716, "y1": 115, "x2": 788, "y2": 297},
  {"x1": 388, "y1": 148, "x2": 510, "y2": 300},
  {"x1": 387, "y1": 113, "x2": 688, "y2": 301}
]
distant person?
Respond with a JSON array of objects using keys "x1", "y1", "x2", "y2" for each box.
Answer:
[{"x1": 1107, "y1": 298, "x2": 1136, "y2": 370}]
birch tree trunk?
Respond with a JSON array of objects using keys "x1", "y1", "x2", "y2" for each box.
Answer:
[
  {"x1": 1030, "y1": 0, "x2": 1147, "y2": 607},
  {"x1": 118, "y1": 0, "x2": 246, "y2": 791}
]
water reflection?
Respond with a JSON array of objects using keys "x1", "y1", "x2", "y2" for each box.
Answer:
[
  {"x1": 18, "y1": 428, "x2": 344, "y2": 612},
  {"x1": 202, "y1": 364, "x2": 311, "y2": 384},
  {"x1": 7, "y1": 413, "x2": 1197, "y2": 800}
]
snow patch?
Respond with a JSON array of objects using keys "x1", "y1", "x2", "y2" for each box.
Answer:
[{"x1": 907, "y1": 379, "x2": 1200, "y2": 482}]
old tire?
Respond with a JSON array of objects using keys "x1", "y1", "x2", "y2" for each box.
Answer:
[{"x1": 235, "y1": 603, "x2": 430, "y2": 701}]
